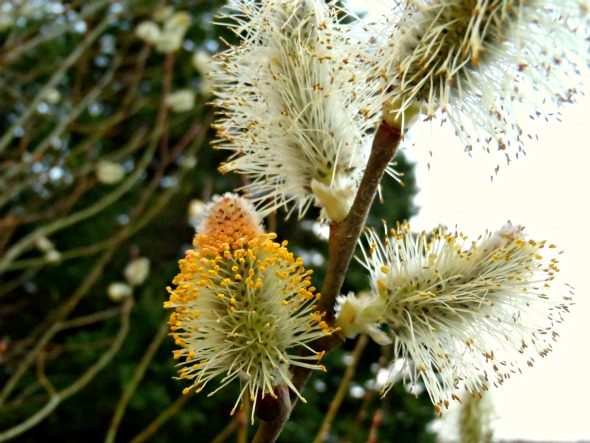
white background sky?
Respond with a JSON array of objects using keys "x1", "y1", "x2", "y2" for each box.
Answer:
[
  {"x1": 405, "y1": 94, "x2": 590, "y2": 442},
  {"x1": 349, "y1": 0, "x2": 590, "y2": 440}
]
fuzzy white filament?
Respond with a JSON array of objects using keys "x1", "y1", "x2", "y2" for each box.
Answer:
[
  {"x1": 377, "y1": 0, "x2": 589, "y2": 163},
  {"x1": 212, "y1": 0, "x2": 393, "y2": 220},
  {"x1": 359, "y1": 221, "x2": 573, "y2": 414}
]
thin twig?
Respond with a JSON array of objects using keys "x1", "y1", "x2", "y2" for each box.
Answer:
[
  {"x1": 129, "y1": 391, "x2": 195, "y2": 443},
  {"x1": 0, "y1": 267, "x2": 40, "y2": 299},
  {"x1": 366, "y1": 408, "x2": 383, "y2": 443},
  {"x1": 57, "y1": 308, "x2": 120, "y2": 331},
  {"x1": 237, "y1": 397, "x2": 250, "y2": 443},
  {"x1": 0, "y1": 54, "x2": 122, "y2": 191},
  {"x1": 312, "y1": 334, "x2": 369, "y2": 443},
  {"x1": 210, "y1": 416, "x2": 239, "y2": 443},
  {"x1": 0, "y1": 297, "x2": 133, "y2": 442},
  {"x1": 158, "y1": 53, "x2": 174, "y2": 161},
  {"x1": 0, "y1": 129, "x2": 153, "y2": 274},
  {"x1": 252, "y1": 121, "x2": 402, "y2": 443},
  {"x1": 0, "y1": 113, "x2": 210, "y2": 418},
  {"x1": 0, "y1": 15, "x2": 111, "y2": 155},
  {"x1": 343, "y1": 387, "x2": 377, "y2": 443},
  {"x1": 104, "y1": 319, "x2": 170, "y2": 443},
  {"x1": 0, "y1": 134, "x2": 152, "y2": 404},
  {"x1": 35, "y1": 351, "x2": 56, "y2": 397},
  {"x1": 0, "y1": 0, "x2": 110, "y2": 64}
]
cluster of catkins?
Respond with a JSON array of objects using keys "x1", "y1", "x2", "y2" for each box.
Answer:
[{"x1": 163, "y1": 0, "x2": 585, "y2": 420}]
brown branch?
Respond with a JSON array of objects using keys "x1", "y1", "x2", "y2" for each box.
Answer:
[
  {"x1": 0, "y1": 297, "x2": 133, "y2": 442},
  {"x1": 210, "y1": 415, "x2": 239, "y2": 443},
  {"x1": 252, "y1": 121, "x2": 402, "y2": 442},
  {"x1": 312, "y1": 334, "x2": 369, "y2": 443},
  {"x1": 105, "y1": 319, "x2": 170, "y2": 443},
  {"x1": 129, "y1": 390, "x2": 196, "y2": 443},
  {"x1": 158, "y1": 53, "x2": 175, "y2": 161},
  {"x1": 0, "y1": 111, "x2": 211, "y2": 424}
]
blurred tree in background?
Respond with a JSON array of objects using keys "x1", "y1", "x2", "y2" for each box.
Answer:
[{"x1": 0, "y1": 1, "x2": 433, "y2": 441}]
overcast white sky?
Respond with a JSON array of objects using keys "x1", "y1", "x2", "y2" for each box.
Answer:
[
  {"x1": 348, "y1": 0, "x2": 590, "y2": 440},
  {"x1": 405, "y1": 93, "x2": 590, "y2": 441}
]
